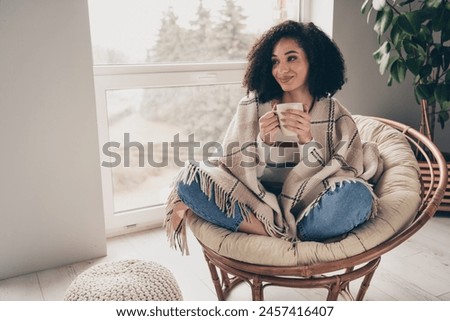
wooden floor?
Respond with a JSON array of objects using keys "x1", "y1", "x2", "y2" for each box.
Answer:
[{"x1": 1, "y1": 212, "x2": 449, "y2": 301}]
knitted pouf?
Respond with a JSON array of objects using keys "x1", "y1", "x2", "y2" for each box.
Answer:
[{"x1": 64, "y1": 260, "x2": 183, "y2": 301}]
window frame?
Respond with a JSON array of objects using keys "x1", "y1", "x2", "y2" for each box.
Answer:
[{"x1": 94, "y1": 63, "x2": 245, "y2": 236}]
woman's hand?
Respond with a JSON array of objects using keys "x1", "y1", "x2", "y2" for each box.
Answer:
[
  {"x1": 259, "y1": 110, "x2": 279, "y2": 145},
  {"x1": 279, "y1": 109, "x2": 313, "y2": 144}
]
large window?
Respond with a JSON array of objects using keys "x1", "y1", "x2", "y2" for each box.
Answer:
[
  {"x1": 104, "y1": 84, "x2": 243, "y2": 214},
  {"x1": 88, "y1": 0, "x2": 301, "y2": 235}
]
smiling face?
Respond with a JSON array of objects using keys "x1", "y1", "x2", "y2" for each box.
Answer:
[{"x1": 271, "y1": 37, "x2": 310, "y2": 96}]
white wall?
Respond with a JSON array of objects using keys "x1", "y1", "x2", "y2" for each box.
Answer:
[
  {"x1": 0, "y1": 0, "x2": 106, "y2": 280},
  {"x1": 303, "y1": 0, "x2": 334, "y2": 37}
]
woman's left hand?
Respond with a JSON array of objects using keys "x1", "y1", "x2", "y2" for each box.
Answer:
[{"x1": 280, "y1": 109, "x2": 313, "y2": 144}]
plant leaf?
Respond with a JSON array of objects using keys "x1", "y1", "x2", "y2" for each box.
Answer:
[
  {"x1": 387, "y1": 74, "x2": 393, "y2": 86},
  {"x1": 373, "y1": 41, "x2": 392, "y2": 75},
  {"x1": 443, "y1": 101, "x2": 450, "y2": 110},
  {"x1": 391, "y1": 21, "x2": 409, "y2": 50},
  {"x1": 419, "y1": 64, "x2": 433, "y2": 79},
  {"x1": 373, "y1": 41, "x2": 391, "y2": 63},
  {"x1": 379, "y1": 51, "x2": 391, "y2": 75},
  {"x1": 403, "y1": 38, "x2": 427, "y2": 64},
  {"x1": 425, "y1": 0, "x2": 443, "y2": 8},
  {"x1": 417, "y1": 25, "x2": 433, "y2": 46},
  {"x1": 374, "y1": 6, "x2": 394, "y2": 36},
  {"x1": 361, "y1": 0, "x2": 371, "y2": 14},
  {"x1": 430, "y1": 47, "x2": 443, "y2": 67},
  {"x1": 398, "y1": 12, "x2": 420, "y2": 35},
  {"x1": 435, "y1": 84, "x2": 450, "y2": 105},
  {"x1": 415, "y1": 83, "x2": 435, "y2": 100},
  {"x1": 433, "y1": 1, "x2": 449, "y2": 31},
  {"x1": 367, "y1": 7, "x2": 374, "y2": 24},
  {"x1": 443, "y1": 27, "x2": 450, "y2": 42},
  {"x1": 373, "y1": 0, "x2": 387, "y2": 11},
  {"x1": 399, "y1": 0, "x2": 415, "y2": 6},
  {"x1": 438, "y1": 110, "x2": 449, "y2": 129},
  {"x1": 391, "y1": 58, "x2": 407, "y2": 83},
  {"x1": 405, "y1": 58, "x2": 423, "y2": 75},
  {"x1": 443, "y1": 47, "x2": 450, "y2": 71}
]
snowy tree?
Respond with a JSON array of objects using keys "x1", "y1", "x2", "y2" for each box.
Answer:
[
  {"x1": 213, "y1": 0, "x2": 251, "y2": 61},
  {"x1": 152, "y1": 8, "x2": 185, "y2": 62},
  {"x1": 185, "y1": 0, "x2": 216, "y2": 61}
]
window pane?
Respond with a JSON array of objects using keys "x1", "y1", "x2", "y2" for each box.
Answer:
[
  {"x1": 88, "y1": 0, "x2": 300, "y2": 65},
  {"x1": 105, "y1": 84, "x2": 245, "y2": 213}
]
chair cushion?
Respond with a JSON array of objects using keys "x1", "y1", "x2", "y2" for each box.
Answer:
[{"x1": 188, "y1": 116, "x2": 422, "y2": 266}]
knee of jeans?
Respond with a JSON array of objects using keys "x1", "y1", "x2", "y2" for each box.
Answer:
[
  {"x1": 313, "y1": 181, "x2": 372, "y2": 225},
  {"x1": 337, "y1": 180, "x2": 370, "y2": 199},
  {"x1": 354, "y1": 181, "x2": 372, "y2": 203},
  {"x1": 177, "y1": 180, "x2": 201, "y2": 204},
  {"x1": 298, "y1": 182, "x2": 373, "y2": 241},
  {"x1": 340, "y1": 181, "x2": 373, "y2": 219}
]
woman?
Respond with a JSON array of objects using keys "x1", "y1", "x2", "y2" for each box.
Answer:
[{"x1": 166, "y1": 21, "x2": 377, "y2": 252}]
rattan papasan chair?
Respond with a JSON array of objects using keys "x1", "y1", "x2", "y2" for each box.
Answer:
[{"x1": 186, "y1": 115, "x2": 448, "y2": 301}]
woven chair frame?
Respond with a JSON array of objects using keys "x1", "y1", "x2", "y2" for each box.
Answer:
[{"x1": 197, "y1": 117, "x2": 448, "y2": 301}]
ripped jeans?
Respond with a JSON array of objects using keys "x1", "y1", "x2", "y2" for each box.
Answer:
[{"x1": 177, "y1": 179, "x2": 373, "y2": 242}]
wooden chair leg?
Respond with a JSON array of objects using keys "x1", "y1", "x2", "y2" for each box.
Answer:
[
  {"x1": 326, "y1": 282, "x2": 341, "y2": 301},
  {"x1": 356, "y1": 267, "x2": 378, "y2": 300},
  {"x1": 204, "y1": 253, "x2": 226, "y2": 300},
  {"x1": 220, "y1": 270, "x2": 231, "y2": 289},
  {"x1": 251, "y1": 277, "x2": 264, "y2": 301}
]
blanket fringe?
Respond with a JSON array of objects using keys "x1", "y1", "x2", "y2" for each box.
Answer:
[
  {"x1": 164, "y1": 170, "x2": 190, "y2": 255},
  {"x1": 182, "y1": 162, "x2": 288, "y2": 239},
  {"x1": 181, "y1": 162, "x2": 254, "y2": 221},
  {"x1": 164, "y1": 162, "x2": 289, "y2": 254}
]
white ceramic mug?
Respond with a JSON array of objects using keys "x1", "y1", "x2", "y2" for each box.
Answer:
[{"x1": 275, "y1": 102, "x2": 304, "y2": 136}]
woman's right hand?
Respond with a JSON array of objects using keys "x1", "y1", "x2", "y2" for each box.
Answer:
[{"x1": 259, "y1": 110, "x2": 280, "y2": 146}]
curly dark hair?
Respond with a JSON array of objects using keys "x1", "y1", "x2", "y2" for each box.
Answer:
[{"x1": 243, "y1": 20, "x2": 346, "y2": 103}]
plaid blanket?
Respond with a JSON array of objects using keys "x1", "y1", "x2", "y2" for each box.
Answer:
[{"x1": 165, "y1": 93, "x2": 381, "y2": 254}]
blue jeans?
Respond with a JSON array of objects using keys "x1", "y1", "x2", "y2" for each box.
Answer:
[
  {"x1": 296, "y1": 181, "x2": 373, "y2": 241},
  {"x1": 177, "y1": 179, "x2": 372, "y2": 241},
  {"x1": 177, "y1": 178, "x2": 244, "y2": 232}
]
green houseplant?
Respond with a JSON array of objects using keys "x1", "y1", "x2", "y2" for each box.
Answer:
[
  {"x1": 361, "y1": 0, "x2": 450, "y2": 211},
  {"x1": 361, "y1": 0, "x2": 450, "y2": 141}
]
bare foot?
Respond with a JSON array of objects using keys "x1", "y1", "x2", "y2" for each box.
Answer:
[
  {"x1": 173, "y1": 201, "x2": 189, "y2": 219},
  {"x1": 169, "y1": 201, "x2": 189, "y2": 230},
  {"x1": 237, "y1": 213, "x2": 270, "y2": 236}
]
